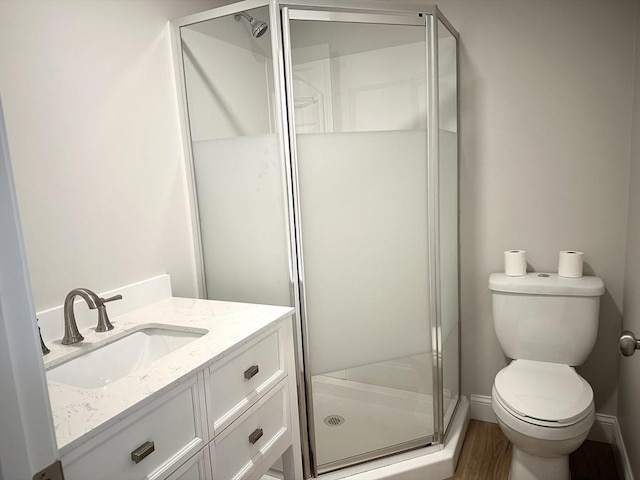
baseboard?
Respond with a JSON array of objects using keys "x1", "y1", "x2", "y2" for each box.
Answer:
[
  {"x1": 469, "y1": 394, "x2": 634, "y2": 480},
  {"x1": 612, "y1": 416, "x2": 635, "y2": 480},
  {"x1": 469, "y1": 394, "x2": 496, "y2": 424}
]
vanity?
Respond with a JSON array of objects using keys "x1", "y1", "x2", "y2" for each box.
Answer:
[{"x1": 43, "y1": 294, "x2": 302, "y2": 480}]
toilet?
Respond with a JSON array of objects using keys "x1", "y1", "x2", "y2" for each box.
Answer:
[{"x1": 489, "y1": 272, "x2": 605, "y2": 480}]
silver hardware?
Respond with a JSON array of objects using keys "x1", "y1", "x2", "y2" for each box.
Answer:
[
  {"x1": 62, "y1": 288, "x2": 101, "y2": 345},
  {"x1": 619, "y1": 330, "x2": 640, "y2": 357},
  {"x1": 131, "y1": 440, "x2": 155, "y2": 463},
  {"x1": 280, "y1": 9, "x2": 318, "y2": 477},
  {"x1": 95, "y1": 294, "x2": 123, "y2": 332},
  {"x1": 37, "y1": 319, "x2": 49, "y2": 355},
  {"x1": 324, "y1": 415, "x2": 345, "y2": 427},
  {"x1": 234, "y1": 11, "x2": 268, "y2": 39},
  {"x1": 249, "y1": 428, "x2": 263, "y2": 444},
  {"x1": 32, "y1": 459, "x2": 64, "y2": 480},
  {"x1": 288, "y1": 9, "x2": 426, "y2": 26},
  {"x1": 244, "y1": 364, "x2": 259, "y2": 380},
  {"x1": 538, "y1": 273, "x2": 550, "y2": 278}
]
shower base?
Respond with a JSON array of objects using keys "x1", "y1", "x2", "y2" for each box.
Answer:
[
  {"x1": 312, "y1": 375, "x2": 434, "y2": 468},
  {"x1": 263, "y1": 391, "x2": 468, "y2": 479}
]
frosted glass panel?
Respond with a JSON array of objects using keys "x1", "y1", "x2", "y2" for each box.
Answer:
[
  {"x1": 192, "y1": 135, "x2": 290, "y2": 306},
  {"x1": 298, "y1": 130, "x2": 430, "y2": 375}
]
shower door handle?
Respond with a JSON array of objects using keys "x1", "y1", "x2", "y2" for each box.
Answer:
[{"x1": 619, "y1": 330, "x2": 640, "y2": 357}]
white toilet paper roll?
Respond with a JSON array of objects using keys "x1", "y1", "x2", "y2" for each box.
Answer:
[
  {"x1": 558, "y1": 250, "x2": 584, "y2": 278},
  {"x1": 504, "y1": 250, "x2": 527, "y2": 276}
]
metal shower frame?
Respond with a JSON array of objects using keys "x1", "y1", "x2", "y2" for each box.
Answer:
[{"x1": 170, "y1": 1, "x2": 460, "y2": 477}]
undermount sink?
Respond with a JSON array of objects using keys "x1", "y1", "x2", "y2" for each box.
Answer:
[{"x1": 46, "y1": 324, "x2": 208, "y2": 389}]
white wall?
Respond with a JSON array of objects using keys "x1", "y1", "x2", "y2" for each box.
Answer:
[
  {"x1": 618, "y1": 2, "x2": 640, "y2": 475},
  {"x1": 435, "y1": 0, "x2": 638, "y2": 415},
  {"x1": 0, "y1": 0, "x2": 229, "y2": 311}
]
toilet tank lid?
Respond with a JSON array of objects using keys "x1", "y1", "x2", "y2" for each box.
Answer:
[{"x1": 489, "y1": 273, "x2": 604, "y2": 296}]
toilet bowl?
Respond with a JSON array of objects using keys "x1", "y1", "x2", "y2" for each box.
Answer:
[{"x1": 491, "y1": 359, "x2": 595, "y2": 480}]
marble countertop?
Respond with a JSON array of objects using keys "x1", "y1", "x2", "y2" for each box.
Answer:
[{"x1": 44, "y1": 297, "x2": 294, "y2": 455}]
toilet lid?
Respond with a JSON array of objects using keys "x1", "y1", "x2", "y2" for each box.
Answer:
[{"x1": 494, "y1": 359, "x2": 593, "y2": 424}]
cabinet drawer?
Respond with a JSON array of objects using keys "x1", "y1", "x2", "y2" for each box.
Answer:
[
  {"x1": 213, "y1": 381, "x2": 290, "y2": 480},
  {"x1": 63, "y1": 376, "x2": 205, "y2": 480},
  {"x1": 207, "y1": 329, "x2": 284, "y2": 434}
]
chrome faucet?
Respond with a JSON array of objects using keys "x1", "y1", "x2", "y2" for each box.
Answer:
[{"x1": 62, "y1": 288, "x2": 123, "y2": 344}]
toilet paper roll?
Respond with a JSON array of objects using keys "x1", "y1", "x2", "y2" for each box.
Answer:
[
  {"x1": 504, "y1": 250, "x2": 527, "y2": 276},
  {"x1": 558, "y1": 250, "x2": 584, "y2": 278}
]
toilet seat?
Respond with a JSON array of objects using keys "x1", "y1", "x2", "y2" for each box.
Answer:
[{"x1": 494, "y1": 359, "x2": 593, "y2": 427}]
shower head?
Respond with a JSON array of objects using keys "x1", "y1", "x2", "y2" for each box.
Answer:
[{"x1": 234, "y1": 12, "x2": 268, "y2": 39}]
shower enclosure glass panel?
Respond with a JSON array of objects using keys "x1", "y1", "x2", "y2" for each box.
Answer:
[
  {"x1": 437, "y1": 18, "x2": 459, "y2": 435},
  {"x1": 179, "y1": 6, "x2": 292, "y2": 306},
  {"x1": 283, "y1": 10, "x2": 433, "y2": 472}
]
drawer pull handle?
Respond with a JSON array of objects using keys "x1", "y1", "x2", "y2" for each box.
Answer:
[
  {"x1": 244, "y1": 365, "x2": 259, "y2": 380},
  {"x1": 131, "y1": 441, "x2": 155, "y2": 464},
  {"x1": 249, "y1": 428, "x2": 264, "y2": 444}
]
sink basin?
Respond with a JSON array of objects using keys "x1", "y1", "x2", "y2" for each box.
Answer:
[{"x1": 46, "y1": 324, "x2": 207, "y2": 389}]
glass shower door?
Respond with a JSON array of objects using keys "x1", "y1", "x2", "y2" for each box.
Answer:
[{"x1": 282, "y1": 9, "x2": 434, "y2": 473}]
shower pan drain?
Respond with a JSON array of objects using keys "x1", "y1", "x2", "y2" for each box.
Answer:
[{"x1": 324, "y1": 415, "x2": 345, "y2": 427}]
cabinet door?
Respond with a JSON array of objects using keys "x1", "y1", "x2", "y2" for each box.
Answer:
[{"x1": 166, "y1": 448, "x2": 212, "y2": 480}]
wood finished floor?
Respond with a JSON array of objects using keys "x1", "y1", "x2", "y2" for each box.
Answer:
[{"x1": 447, "y1": 420, "x2": 619, "y2": 480}]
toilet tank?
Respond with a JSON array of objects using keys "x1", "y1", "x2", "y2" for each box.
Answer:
[{"x1": 489, "y1": 273, "x2": 605, "y2": 366}]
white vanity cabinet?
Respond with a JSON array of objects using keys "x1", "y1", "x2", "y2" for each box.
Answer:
[{"x1": 59, "y1": 313, "x2": 301, "y2": 480}]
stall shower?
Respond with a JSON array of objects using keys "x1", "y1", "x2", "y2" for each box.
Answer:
[{"x1": 173, "y1": 1, "x2": 460, "y2": 477}]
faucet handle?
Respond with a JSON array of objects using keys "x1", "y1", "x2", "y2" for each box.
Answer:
[
  {"x1": 101, "y1": 294, "x2": 123, "y2": 304},
  {"x1": 37, "y1": 319, "x2": 50, "y2": 355},
  {"x1": 95, "y1": 294, "x2": 123, "y2": 332}
]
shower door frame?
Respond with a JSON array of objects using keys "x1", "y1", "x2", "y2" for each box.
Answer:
[{"x1": 278, "y1": 2, "x2": 460, "y2": 476}]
